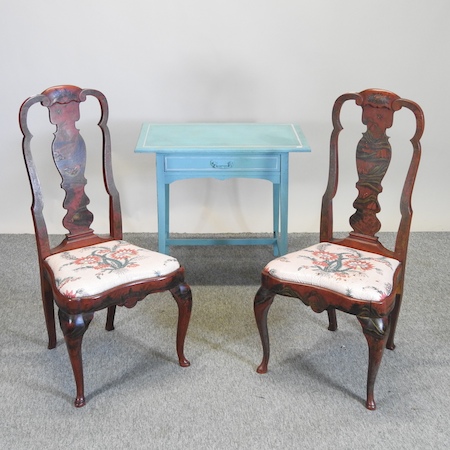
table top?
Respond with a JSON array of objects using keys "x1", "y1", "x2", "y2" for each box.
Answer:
[{"x1": 135, "y1": 123, "x2": 311, "y2": 153}]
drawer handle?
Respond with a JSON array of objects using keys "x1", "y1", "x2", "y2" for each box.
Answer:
[{"x1": 210, "y1": 160, "x2": 234, "y2": 169}]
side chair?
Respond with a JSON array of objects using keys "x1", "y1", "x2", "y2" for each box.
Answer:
[
  {"x1": 254, "y1": 88, "x2": 424, "y2": 409},
  {"x1": 19, "y1": 85, "x2": 192, "y2": 407}
]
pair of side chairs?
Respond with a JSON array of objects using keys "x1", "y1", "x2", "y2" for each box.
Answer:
[{"x1": 19, "y1": 86, "x2": 424, "y2": 410}]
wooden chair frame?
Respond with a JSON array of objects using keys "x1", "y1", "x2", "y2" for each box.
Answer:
[
  {"x1": 254, "y1": 89, "x2": 424, "y2": 409},
  {"x1": 19, "y1": 85, "x2": 192, "y2": 407}
]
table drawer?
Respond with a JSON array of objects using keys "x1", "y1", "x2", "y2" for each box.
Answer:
[{"x1": 164, "y1": 155, "x2": 280, "y2": 171}]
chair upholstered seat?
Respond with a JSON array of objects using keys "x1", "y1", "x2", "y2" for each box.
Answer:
[
  {"x1": 45, "y1": 240, "x2": 180, "y2": 298},
  {"x1": 265, "y1": 242, "x2": 400, "y2": 301}
]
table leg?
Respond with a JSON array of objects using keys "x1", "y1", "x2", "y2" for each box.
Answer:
[
  {"x1": 272, "y1": 182, "x2": 280, "y2": 256},
  {"x1": 279, "y1": 154, "x2": 289, "y2": 255},
  {"x1": 156, "y1": 155, "x2": 169, "y2": 254}
]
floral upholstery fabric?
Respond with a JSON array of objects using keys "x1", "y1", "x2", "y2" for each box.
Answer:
[
  {"x1": 265, "y1": 242, "x2": 400, "y2": 301},
  {"x1": 45, "y1": 240, "x2": 180, "y2": 299}
]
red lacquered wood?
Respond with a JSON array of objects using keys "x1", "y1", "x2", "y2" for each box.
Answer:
[
  {"x1": 20, "y1": 85, "x2": 192, "y2": 407},
  {"x1": 254, "y1": 89, "x2": 424, "y2": 409}
]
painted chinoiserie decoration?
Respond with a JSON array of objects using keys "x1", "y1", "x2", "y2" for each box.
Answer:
[
  {"x1": 350, "y1": 91, "x2": 396, "y2": 236},
  {"x1": 253, "y1": 89, "x2": 424, "y2": 410}
]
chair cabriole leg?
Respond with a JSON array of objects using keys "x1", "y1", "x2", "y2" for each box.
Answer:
[
  {"x1": 58, "y1": 309, "x2": 94, "y2": 407},
  {"x1": 42, "y1": 276, "x2": 57, "y2": 349},
  {"x1": 254, "y1": 286, "x2": 275, "y2": 374},
  {"x1": 358, "y1": 315, "x2": 390, "y2": 410},
  {"x1": 327, "y1": 308, "x2": 337, "y2": 331},
  {"x1": 170, "y1": 282, "x2": 192, "y2": 367},
  {"x1": 105, "y1": 305, "x2": 116, "y2": 331},
  {"x1": 386, "y1": 293, "x2": 402, "y2": 350}
]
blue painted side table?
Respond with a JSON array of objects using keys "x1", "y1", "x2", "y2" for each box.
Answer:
[{"x1": 134, "y1": 123, "x2": 311, "y2": 255}]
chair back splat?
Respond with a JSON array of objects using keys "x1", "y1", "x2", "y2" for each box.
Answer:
[
  {"x1": 20, "y1": 86, "x2": 121, "y2": 257},
  {"x1": 321, "y1": 89, "x2": 423, "y2": 259},
  {"x1": 254, "y1": 88, "x2": 424, "y2": 410},
  {"x1": 20, "y1": 85, "x2": 192, "y2": 407}
]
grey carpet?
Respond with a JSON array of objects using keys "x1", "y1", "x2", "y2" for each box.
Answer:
[{"x1": 0, "y1": 233, "x2": 449, "y2": 449}]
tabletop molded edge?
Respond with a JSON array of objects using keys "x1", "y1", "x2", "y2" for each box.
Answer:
[{"x1": 134, "y1": 123, "x2": 311, "y2": 153}]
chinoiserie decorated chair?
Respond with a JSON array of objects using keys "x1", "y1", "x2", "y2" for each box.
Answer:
[
  {"x1": 254, "y1": 89, "x2": 424, "y2": 409},
  {"x1": 19, "y1": 85, "x2": 192, "y2": 407}
]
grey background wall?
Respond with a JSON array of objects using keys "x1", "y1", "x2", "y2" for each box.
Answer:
[{"x1": 1, "y1": 0, "x2": 448, "y2": 235}]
